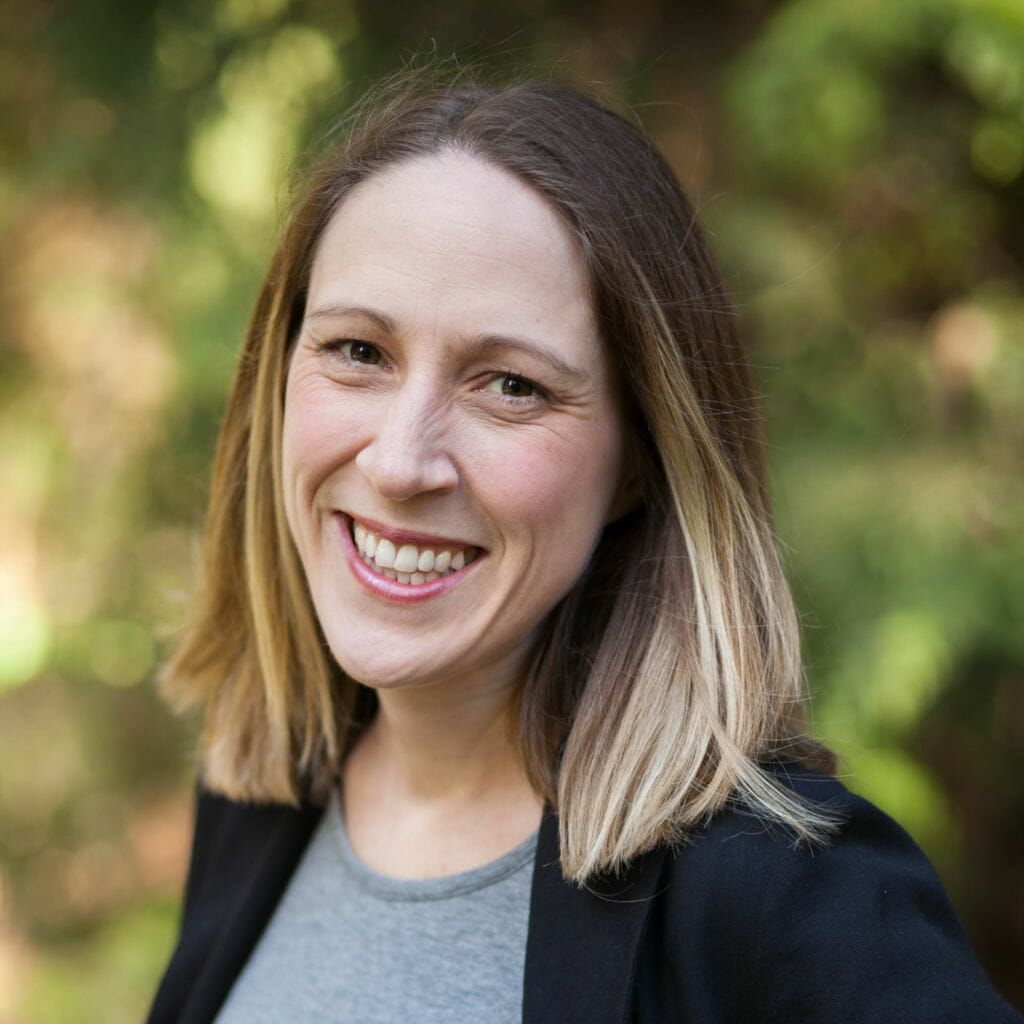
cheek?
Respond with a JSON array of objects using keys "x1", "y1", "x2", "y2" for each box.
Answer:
[
  {"x1": 477, "y1": 425, "x2": 623, "y2": 546},
  {"x1": 281, "y1": 377, "x2": 357, "y2": 527}
]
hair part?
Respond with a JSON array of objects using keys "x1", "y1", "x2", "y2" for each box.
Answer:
[{"x1": 161, "y1": 66, "x2": 837, "y2": 883}]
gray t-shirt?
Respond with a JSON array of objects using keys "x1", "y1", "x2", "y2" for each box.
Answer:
[{"x1": 215, "y1": 789, "x2": 537, "y2": 1023}]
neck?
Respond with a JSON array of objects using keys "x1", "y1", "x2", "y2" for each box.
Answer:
[
  {"x1": 375, "y1": 685, "x2": 523, "y2": 796},
  {"x1": 342, "y1": 671, "x2": 543, "y2": 877}
]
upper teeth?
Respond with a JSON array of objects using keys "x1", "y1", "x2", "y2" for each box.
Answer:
[{"x1": 353, "y1": 521, "x2": 475, "y2": 584}]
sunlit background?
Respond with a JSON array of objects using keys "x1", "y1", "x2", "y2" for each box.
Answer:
[{"x1": 1, "y1": 0, "x2": 1022, "y2": 1020}]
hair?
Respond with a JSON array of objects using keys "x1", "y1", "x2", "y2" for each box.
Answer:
[{"x1": 162, "y1": 66, "x2": 838, "y2": 882}]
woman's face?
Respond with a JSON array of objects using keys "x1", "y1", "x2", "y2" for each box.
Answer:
[{"x1": 282, "y1": 151, "x2": 627, "y2": 697}]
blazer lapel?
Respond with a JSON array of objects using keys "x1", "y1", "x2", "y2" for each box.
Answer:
[
  {"x1": 523, "y1": 810, "x2": 664, "y2": 1024},
  {"x1": 148, "y1": 792, "x2": 323, "y2": 1024}
]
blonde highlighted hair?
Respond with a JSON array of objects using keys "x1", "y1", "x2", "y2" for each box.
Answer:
[{"x1": 163, "y1": 69, "x2": 837, "y2": 883}]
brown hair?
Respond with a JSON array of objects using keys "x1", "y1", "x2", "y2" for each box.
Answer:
[{"x1": 163, "y1": 69, "x2": 836, "y2": 881}]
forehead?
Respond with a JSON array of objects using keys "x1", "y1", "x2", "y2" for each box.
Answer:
[
  {"x1": 321, "y1": 150, "x2": 575, "y2": 256},
  {"x1": 305, "y1": 152, "x2": 596, "y2": 342}
]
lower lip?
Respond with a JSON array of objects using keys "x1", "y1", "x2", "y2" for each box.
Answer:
[{"x1": 338, "y1": 514, "x2": 481, "y2": 604}]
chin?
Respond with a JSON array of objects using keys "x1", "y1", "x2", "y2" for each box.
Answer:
[{"x1": 327, "y1": 641, "x2": 446, "y2": 692}]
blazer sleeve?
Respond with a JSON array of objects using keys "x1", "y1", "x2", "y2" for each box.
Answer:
[{"x1": 674, "y1": 771, "x2": 1022, "y2": 1023}]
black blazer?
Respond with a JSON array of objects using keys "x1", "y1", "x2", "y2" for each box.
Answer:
[{"x1": 147, "y1": 765, "x2": 1021, "y2": 1023}]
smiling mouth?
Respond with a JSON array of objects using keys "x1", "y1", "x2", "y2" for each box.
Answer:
[{"x1": 351, "y1": 519, "x2": 481, "y2": 585}]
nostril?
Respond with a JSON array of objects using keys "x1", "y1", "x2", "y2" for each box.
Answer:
[{"x1": 355, "y1": 431, "x2": 458, "y2": 501}]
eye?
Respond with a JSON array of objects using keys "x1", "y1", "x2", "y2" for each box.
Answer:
[
  {"x1": 338, "y1": 340, "x2": 383, "y2": 365},
  {"x1": 485, "y1": 374, "x2": 536, "y2": 399}
]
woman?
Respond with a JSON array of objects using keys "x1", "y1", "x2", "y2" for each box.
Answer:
[{"x1": 147, "y1": 73, "x2": 1021, "y2": 1022}]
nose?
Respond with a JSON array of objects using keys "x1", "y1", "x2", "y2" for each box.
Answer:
[{"x1": 354, "y1": 382, "x2": 459, "y2": 501}]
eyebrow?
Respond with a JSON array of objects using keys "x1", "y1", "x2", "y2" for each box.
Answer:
[
  {"x1": 303, "y1": 302, "x2": 591, "y2": 385},
  {"x1": 304, "y1": 303, "x2": 396, "y2": 333}
]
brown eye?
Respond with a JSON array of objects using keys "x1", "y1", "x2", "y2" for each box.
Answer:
[
  {"x1": 487, "y1": 374, "x2": 535, "y2": 398},
  {"x1": 341, "y1": 340, "x2": 382, "y2": 364}
]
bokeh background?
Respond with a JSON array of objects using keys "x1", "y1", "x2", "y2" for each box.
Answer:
[{"x1": 1, "y1": 0, "x2": 1022, "y2": 1019}]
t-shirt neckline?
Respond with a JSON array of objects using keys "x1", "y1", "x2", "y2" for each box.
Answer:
[{"x1": 329, "y1": 788, "x2": 539, "y2": 903}]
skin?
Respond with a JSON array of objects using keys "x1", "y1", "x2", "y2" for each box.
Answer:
[{"x1": 282, "y1": 151, "x2": 627, "y2": 877}]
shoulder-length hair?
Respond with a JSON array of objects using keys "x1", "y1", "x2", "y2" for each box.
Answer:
[{"x1": 163, "y1": 69, "x2": 837, "y2": 882}]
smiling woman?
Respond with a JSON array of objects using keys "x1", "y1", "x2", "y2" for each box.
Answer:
[{"x1": 147, "y1": 71, "x2": 1022, "y2": 1023}]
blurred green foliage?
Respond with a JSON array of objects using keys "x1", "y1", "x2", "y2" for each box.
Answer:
[{"x1": 1, "y1": 0, "x2": 1021, "y2": 1019}]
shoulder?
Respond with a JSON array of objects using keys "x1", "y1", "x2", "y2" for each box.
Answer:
[
  {"x1": 645, "y1": 764, "x2": 1021, "y2": 1022},
  {"x1": 664, "y1": 762, "x2": 928, "y2": 906},
  {"x1": 181, "y1": 786, "x2": 322, "y2": 916}
]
